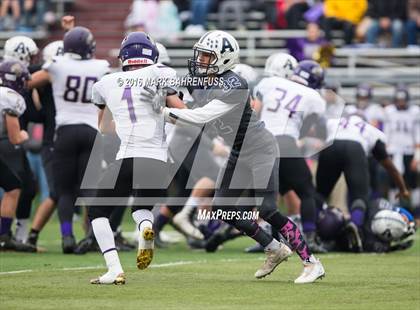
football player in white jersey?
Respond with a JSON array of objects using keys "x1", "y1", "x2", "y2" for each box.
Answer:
[
  {"x1": 1, "y1": 35, "x2": 40, "y2": 243},
  {"x1": 28, "y1": 26, "x2": 110, "y2": 253},
  {"x1": 0, "y1": 60, "x2": 36, "y2": 252},
  {"x1": 253, "y1": 58, "x2": 328, "y2": 253},
  {"x1": 317, "y1": 113, "x2": 410, "y2": 251},
  {"x1": 383, "y1": 85, "x2": 420, "y2": 221},
  {"x1": 87, "y1": 32, "x2": 185, "y2": 285},
  {"x1": 344, "y1": 83, "x2": 385, "y2": 129}
]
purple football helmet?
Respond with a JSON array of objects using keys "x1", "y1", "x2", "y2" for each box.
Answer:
[
  {"x1": 0, "y1": 60, "x2": 30, "y2": 94},
  {"x1": 118, "y1": 32, "x2": 159, "y2": 70},
  {"x1": 292, "y1": 60, "x2": 324, "y2": 89},
  {"x1": 317, "y1": 206, "x2": 345, "y2": 240},
  {"x1": 394, "y1": 84, "x2": 410, "y2": 110},
  {"x1": 356, "y1": 83, "x2": 372, "y2": 99},
  {"x1": 63, "y1": 26, "x2": 96, "y2": 59}
]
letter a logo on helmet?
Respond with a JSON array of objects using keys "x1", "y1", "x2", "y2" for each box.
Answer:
[{"x1": 221, "y1": 38, "x2": 234, "y2": 54}]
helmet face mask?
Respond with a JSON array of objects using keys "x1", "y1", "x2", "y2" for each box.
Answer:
[{"x1": 188, "y1": 47, "x2": 219, "y2": 76}]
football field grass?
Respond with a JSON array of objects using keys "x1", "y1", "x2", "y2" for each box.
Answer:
[{"x1": 1, "y1": 218, "x2": 419, "y2": 310}]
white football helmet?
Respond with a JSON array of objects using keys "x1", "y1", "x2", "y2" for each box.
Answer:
[
  {"x1": 156, "y1": 42, "x2": 171, "y2": 65},
  {"x1": 42, "y1": 40, "x2": 64, "y2": 62},
  {"x1": 232, "y1": 64, "x2": 258, "y2": 85},
  {"x1": 371, "y1": 209, "x2": 408, "y2": 242},
  {"x1": 4, "y1": 36, "x2": 39, "y2": 66},
  {"x1": 188, "y1": 30, "x2": 240, "y2": 76},
  {"x1": 264, "y1": 52, "x2": 297, "y2": 79}
]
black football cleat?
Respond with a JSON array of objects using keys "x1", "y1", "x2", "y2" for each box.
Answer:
[
  {"x1": 0, "y1": 233, "x2": 37, "y2": 252},
  {"x1": 62, "y1": 235, "x2": 76, "y2": 254},
  {"x1": 245, "y1": 243, "x2": 264, "y2": 253},
  {"x1": 343, "y1": 221, "x2": 363, "y2": 253},
  {"x1": 114, "y1": 231, "x2": 135, "y2": 252},
  {"x1": 74, "y1": 236, "x2": 98, "y2": 255},
  {"x1": 305, "y1": 231, "x2": 328, "y2": 253}
]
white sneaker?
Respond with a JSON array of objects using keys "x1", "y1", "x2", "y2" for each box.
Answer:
[
  {"x1": 173, "y1": 208, "x2": 204, "y2": 240},
  {"x1": 90, "y1": 271, "x2": 125, "y2": 285},
  {"x1": 255, "y1": 242, "x2": 292, "y2": 279},
  {"x1": 294, "y1": 258, "x2": 325, "y2": 284},
  {"x1": 136, "y1": 227, "x2": 154, "y2": 270}
]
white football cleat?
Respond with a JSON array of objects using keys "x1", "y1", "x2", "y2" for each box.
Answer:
[
  {"x1": 294, "y1": 257, "x2": 325, "y2": 284},
  {"x1": 255, "y1": 242, "x2": 292, "y2": 279},
  {"x1": 172, "y1": 208, "x2": 205, "y2": 240},
  {"x1": 136, "y1": 227, "x2": 154, "y2": 270},
  {"x1": 90, "y1": 272, "x2": 125, "y2": 285}
]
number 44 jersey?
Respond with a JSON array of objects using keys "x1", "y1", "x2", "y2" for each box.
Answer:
[
  {"x1": 253, "y1": 76, "x2": 326, "y2": 140},
  {"x1": 92, "y1": 64, "x2": 177, "y2": 161},
  {"x1": 42, "y1": 54, "x2": 110, "y2": 130}
]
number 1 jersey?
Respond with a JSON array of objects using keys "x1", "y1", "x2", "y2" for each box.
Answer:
[
  {"x1": 43, "y1": 54, "x2": 110, "y2": 130},
  {"x1": 92, "y1": 64, "x2": 177, "y2": 161}
]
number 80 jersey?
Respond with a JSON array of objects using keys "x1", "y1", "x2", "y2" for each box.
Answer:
[
  {"x1": 253, "y1": 76, "x2": 326, "y2": 140},
  {"x1": 43, "y1": 54, "x2": 110, "y2": 130}
]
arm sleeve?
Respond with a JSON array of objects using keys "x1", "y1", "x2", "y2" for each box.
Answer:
[
  {"x1": 371, "y1": 140, "x2": 389, "y2": 161},
  {"x1": 3, "y1": 91, "x2": 26, "y2": 117},
  {"x1": 163, "y1": 99, "x2": 239, "y2": 125},
  {"x1": 91, "y1": 81, "x2": 106, "y2": 107}
]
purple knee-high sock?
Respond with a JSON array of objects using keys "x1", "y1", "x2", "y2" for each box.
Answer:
[
  {"x1": 60, "y1": 221, "x2": 73, "y2": 237},
  {"x1": 0, "y1": 217, "x2": 13, "y2": 235},
  {"x1": 350, "y1": 208, "x2": 365, "y2": 228},
  {"x1": 280, "y1": 219, "x2": 312, "y2": 261}
]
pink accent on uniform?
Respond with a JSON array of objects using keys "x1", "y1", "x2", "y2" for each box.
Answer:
[{"x1": 280, "y1": 219, "x2": 311, "y2": 261}]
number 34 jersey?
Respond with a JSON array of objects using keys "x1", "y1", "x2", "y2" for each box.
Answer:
[
  {"x1": 253, "y1": 76, "x2": 326, "y2": 140},
  {"x1": 42, "y1": 54, "x2": 110, "y2": 130},
  {"x1": 92, "y1": 64, "x2": 177, "y2": 161}
]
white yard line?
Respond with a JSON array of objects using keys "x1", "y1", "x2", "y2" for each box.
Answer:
[{"x1": 0, "y1": 259, "x2": 225, "y2": 276}]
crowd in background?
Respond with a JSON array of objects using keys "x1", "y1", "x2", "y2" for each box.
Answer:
[
  {"x1": 124, "y1": 0, "x2": 420, "y2": 47},
  {"x1": 0, "y1": 0, "x2": 58, "y2": 32}
]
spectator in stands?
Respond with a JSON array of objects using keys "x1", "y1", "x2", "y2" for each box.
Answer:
[
  {"x1": 285, "y1": 0, "x2": 310, "y2": 29},
  {"x1": 185, "y1": 0, "x2": 212, "y2": 34},
  {"x1": 287, "y1": 22, "x2": 327, "y2": 61},
  {"x1": 218, "y1": 0, "x2": 251, "y2": 31},
  {"x1": 125, "y1": 0, "x2": 180, "y2": 41},
  {"x1": 323, "y1": 0, "x2": 368, "y2": 45},
  {"x1": 0, "y1": 0, "x2": 21, "y2": 30},
  {"x1": 406, "y1": 0, "x2": 420, "y2": 46},
  {"x1": 365, "y1": 0, "x2": 407, "y2": 47}
]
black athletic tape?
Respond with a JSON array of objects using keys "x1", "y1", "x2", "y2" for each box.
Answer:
[
  {"x1": 138, "y1": 219, "x2": 153, "y2": 231},
  {"x1": 102, "y1": 247, "x2": 117, "y2": 255}
]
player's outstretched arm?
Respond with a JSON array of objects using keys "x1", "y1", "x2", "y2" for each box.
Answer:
[
  {"x1": 27, "y1": 70, "x2": 51, "y2": 89},
  {"x1": 163, "y1": 99, "x2": 238, "y2": 125}
]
